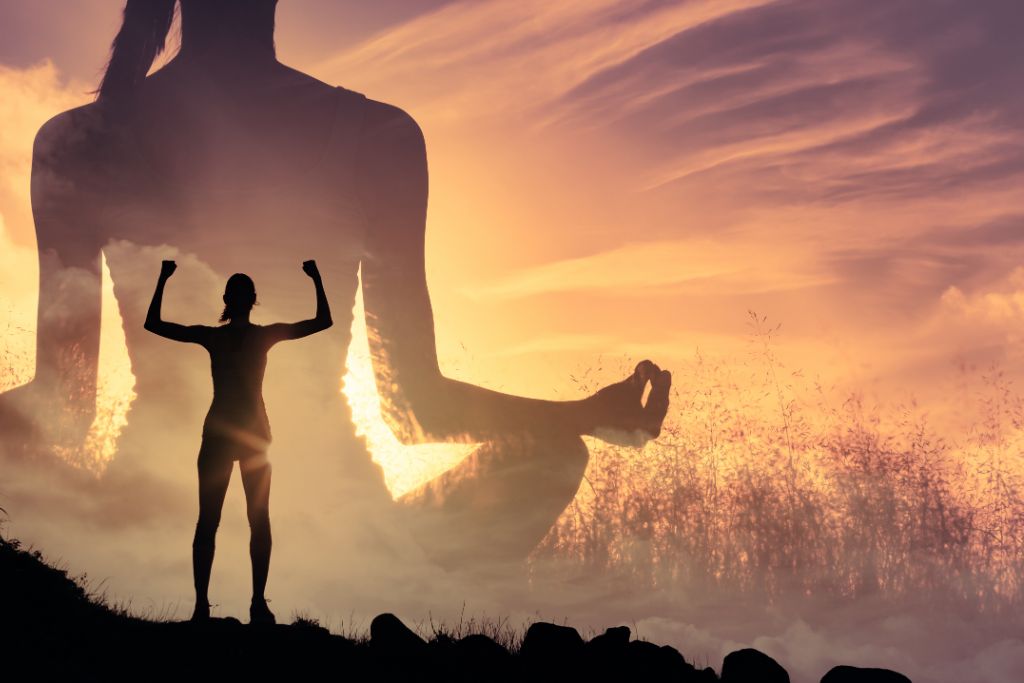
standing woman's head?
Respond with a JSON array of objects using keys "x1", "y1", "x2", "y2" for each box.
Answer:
[
  {"x1": 97, "y1": 0, "x2": 279, "y2": 100},
  {"x1": 221, "y1": 274, "x2": 258, "y2": 323}
]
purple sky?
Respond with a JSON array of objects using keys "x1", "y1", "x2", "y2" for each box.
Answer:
[
  {"x1": 1, "y1": 0, "x2": 1022, "y2": 401},
  {"x1": 2, "y1": 5, "x2": 1024, "y2": 680}
]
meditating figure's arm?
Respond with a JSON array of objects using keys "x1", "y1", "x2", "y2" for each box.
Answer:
[
  {"x1": 144, "y1": 260, "x2": 211, "y2": 345},
  {"x1": 262, "y1": 260, "x2": 334, "y2": 345},
  {"x1": 0, "y1": 109, "x2": 104, "y2": 446},
  {"x1": 356, "y1": 102, "x2": 671, "y2": 447}
]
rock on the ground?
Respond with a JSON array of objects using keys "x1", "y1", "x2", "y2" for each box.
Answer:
[
  {"x1": 520, "y1": 622, "x2": 586, "y2": 679},
  {"x1": 721, "y1": 647, "x2": 790, "y2": 683},
  {"x1": 457, "y1": 633, "x2": 511, "y2": 665},
  {"x1": 589, "y1": 625, "x2": 631, "y2": 649},
  {"x1": 821, "y1": 665, "x2": 912, "y2": 683},
  {"x1": 520, "y1": 622, "x2": 585, "y2": 660},
  {"x1": 370, "y1": 612, "x2": 427, "y2": 655},
  {"x1": 627, "y1": 640, "x2": 700, "y2": 679}
]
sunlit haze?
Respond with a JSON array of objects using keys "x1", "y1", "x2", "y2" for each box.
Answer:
[{"x1": 2, "y1": 2, "x2": 1024, "y2": 681}]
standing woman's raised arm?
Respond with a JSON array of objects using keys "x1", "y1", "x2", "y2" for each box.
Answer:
[
  {"x1": 261, "y1": 260, "x2": 334, "y2": 345},
  {"x1": 144, "y1": 260, "x2": 211, "y2": 345}
]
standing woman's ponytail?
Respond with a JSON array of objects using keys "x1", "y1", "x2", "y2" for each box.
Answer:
[{"x1": 97, "y1": 0, "x2": 178, "y2": 100}]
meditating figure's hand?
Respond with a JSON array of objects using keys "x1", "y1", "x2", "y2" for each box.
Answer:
[{"x1": 582, "y1": 359, "x2": 672, "y2": 447}]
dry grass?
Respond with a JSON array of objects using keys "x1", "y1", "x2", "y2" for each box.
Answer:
[
  {"x1": 416, "y1": 604, "x2": 527, "y2": 652},
  {"x1": 533, "y1": 312, "x2": 1024, "y2": 614},
  {"x1": 6, "y1": 308, "x2": 1024, "y2": 618}
]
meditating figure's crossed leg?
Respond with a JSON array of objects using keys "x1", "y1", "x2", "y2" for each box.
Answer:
[{"x1": 399, "y1": 431, "x2": 589, "y2": 566}]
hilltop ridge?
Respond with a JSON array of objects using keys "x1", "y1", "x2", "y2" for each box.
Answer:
[{"x1": 0, "y1": 536, "x2": 910, "y2": 682}]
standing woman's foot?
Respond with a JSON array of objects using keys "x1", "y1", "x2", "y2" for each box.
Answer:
[
  {"x1": 249, "y1": 597, "x2": 275, "y2": 625},
  {"x1": 190, "y1": 601, "x2": 211, "y2": 622}
]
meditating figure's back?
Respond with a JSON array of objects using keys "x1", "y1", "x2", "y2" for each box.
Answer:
[
  {"x1": 38, "y1": 64, "x2": 382, "y2": 487},
  {"x1": 26, "y1": 57, "x2": 407, "y2": 584},
  {"x1": 18, "y1": 0, "x2": 673, "y2": 581}
]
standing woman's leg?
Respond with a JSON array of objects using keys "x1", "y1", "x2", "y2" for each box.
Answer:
[
  {"x1": 194, "y1": 437, "x2": 233, "y2": 614},
  {"x1": 240, "y1": 453, "x2": 272, "y2": 604}
]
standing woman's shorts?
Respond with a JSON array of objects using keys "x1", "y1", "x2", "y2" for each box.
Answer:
[{"x1": 197, "y1": 433, "x2": 269, "y2": 467}]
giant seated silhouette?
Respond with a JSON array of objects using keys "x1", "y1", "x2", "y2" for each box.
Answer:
[{"x1": 0, "y1": 0, "x2": 672, "y2": 573}]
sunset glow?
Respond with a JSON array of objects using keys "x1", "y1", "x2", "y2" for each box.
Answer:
[
  {"x1": 3, "y1": 2, "x2": 1024, "y2": 680},
  {"x1": 51, "y1": 254, "x2": 136, "y2": 473},
  {"x1": 343, "y1": 279, "x2": 475, "y2": 498}
]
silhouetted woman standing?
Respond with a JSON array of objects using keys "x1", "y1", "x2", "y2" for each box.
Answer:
[
  {"x1": 5, "y1": 0, "x2": 672, "y2": 603},
  {"x1": 145, "y1": 259, "x2": 332, "y2": 623}
]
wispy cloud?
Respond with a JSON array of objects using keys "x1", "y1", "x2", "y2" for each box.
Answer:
[
  {"x1": 488, "y1": 332, "x2": 615, "y2": 357},
  {"x1": 0, "y1": 61, "x2": 90, "y2": 378},
  {"x1": 936, "y1": 266, "x2": 1024, "y2": 340},
  {"x1": 318, "y1": 0, "x2": 776, "y2": 123},
  {"x1": 467, "y1": 238, "x2": 835, "y2": 300},
  {"x1": 0, "y1": 61, "x2": 86, "y2": 232}
]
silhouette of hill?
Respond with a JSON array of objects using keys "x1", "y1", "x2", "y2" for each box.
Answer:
[{"x1": 0, "y1": 535, "x2": 911, "y2": 682}]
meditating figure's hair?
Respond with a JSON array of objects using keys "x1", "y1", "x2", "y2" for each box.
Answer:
[
  {"x1": 97, "y1": 0, "x2": 177, "y2": 100},
  {"x1": 97, "y1": 0, "x2": 278, "y2": 100}
]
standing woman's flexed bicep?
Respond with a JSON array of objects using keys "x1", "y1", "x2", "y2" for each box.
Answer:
[
  {"x1": 144, "y1": 260, "x2": 212, "y2": 345},
  {"x1": 261, "y1": 261, "x2": 334, "y2": 346}
]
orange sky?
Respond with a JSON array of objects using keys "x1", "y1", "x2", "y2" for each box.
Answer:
[
  {"x1": 2, "y1": 0, "x2": 1023, "y2": 411},
  {"x1": 2, "y1": 4, "x2": 1024, "y2": 679},
  {"x1": 1, "y1": 0, "x2": 1023, "y2": 512}
]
